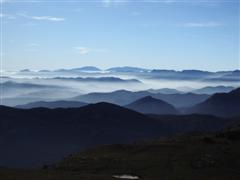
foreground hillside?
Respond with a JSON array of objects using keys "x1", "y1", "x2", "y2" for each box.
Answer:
[
  {"x1": 0, "y1": 103, "x2": 237, "y2": 168},
  {"x1": 0, "y1": 103, "x2": 162, "y2": 168},
  {"x1": 1, "y1": 126, "x2": 240, "y2": 180}
]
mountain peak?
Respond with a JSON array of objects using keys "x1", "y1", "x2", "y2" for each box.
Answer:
[
  {"x1": 188, "y1": 87, "x2": 240, "y2": 117},
  {"x1": 71, "y1": 66, "x2": 101, "y2": 71},
  {"x1": 20, "y1": 69, "x2": 31, "y2": 73},
  {"x1": 125, "y1": 96, "x2": 178, "y2": 115},
  {"x1": 138, "y1": 95, "x2": 157, "y2": 102}
]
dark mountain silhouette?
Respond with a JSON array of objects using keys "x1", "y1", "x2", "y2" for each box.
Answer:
[
  {"x1": 125, "y1": 96, "x2": 179, "y2": 114},
  {"x1": 72, "y1": 90, "x2": 150, "y2": 105},
  {"x1": 150, "y1": 114, "x2": 239, "y2": 133},
  {"x1": 152, "y1": 92, "x2": 209, "y2": 107},
  {"x1": 151, "y1": 69, "x2": 177, "y2": 74},
  {"x1": 38, "y1": 69, "x2": 50, "y2": 72},
  {"x1": 54, "y1": 66, "x2": 101, "y2": 73},
  {"x1": 15, "y1": 100, "x2": 88, "y2": 109},
  {"x1": 73, "y1": 90, "x2": 209, "y2": 107},
  {"x1": 192, "y1": 86, "x2": 235, "y2": 94},
  {"x1": 19, "y1": 69, "x2": 31, "y2": 73},
  {"x1": 0, "y1": 103, "x2": 163, "y2": 168},
  {"x1": 0, "y1": 103, "x2": 235, "y2": 168},
  {"x1": 187, "y1": 88, "x2": 240, "y2": 117}
]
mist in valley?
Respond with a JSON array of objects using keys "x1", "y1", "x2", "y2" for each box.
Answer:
[{"x1": 1, "y1": 68, "x2": 239, "y2": 106}]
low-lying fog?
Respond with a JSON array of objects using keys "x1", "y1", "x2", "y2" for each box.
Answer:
[{"x1": 1, "y1": 69, "x2": 239, "y2": 106}]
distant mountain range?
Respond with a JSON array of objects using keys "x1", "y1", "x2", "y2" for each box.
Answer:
[
  {"x1": 151, "y1": 69, "x2": 213, "y2": 78},
  {"x1": 19, "y1": 69, "x2": 31, "y2": 73},
  {"x1": 106, "y1": 66, "x2": 150, "y2": 73},
  {"x1": 186, "y1": 88, "x2": 240, "y2": 117},
  {"x1": 54, "y1": 66, "x2": 102, "y2": 72},
  {"x1": 208, "y1": 70, "x2": 240, "y2": 81},
  {"x1": 191, "y1": 86, "x2": 235, "y2": 94},
  {"x1": 17, "y1": 66, "x2": 240, "y2": 82},
  {"x1": 15, "y1": 100, "x2": 88, "y2": 109},
  {"x1": 148, "y1": 86, "x2": 235, "y2": 95},
  {"x1": 8, "y1": 87, "x2": 240, "y2": 118},
  {"x1": 53, "y1": 77, "x2": 141, "y2": 83},
  {"x1": 70, "y1": 66, "x2": 102, "y2": 72},
  {"x1": 125, "y1": 96, "x2": 179, "y2": 115},
  {"x1": 72, "y1": 90, "x2": 209, "y2": 107}
]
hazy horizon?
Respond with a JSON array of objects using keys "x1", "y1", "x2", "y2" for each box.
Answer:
[{"x1": 2, "y1": 65, "x2": 240, "y2": 72}]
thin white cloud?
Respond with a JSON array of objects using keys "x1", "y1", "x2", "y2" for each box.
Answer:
[
  {"x1": 31, "y1": 16, "x2": 65, "y2": 21},
  {"x1": 74, "y1": 46, "x2": 108, "y2": 55},
  {"x1": 18, "y1": 13, "x2": 65, "y2": 22},
  {"x1": 182, "y1": 22, "x2": 223, "y2": 28}
]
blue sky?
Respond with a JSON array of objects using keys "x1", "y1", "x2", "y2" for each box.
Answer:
[{"x1": 1, "y1": 0, "x2": 239, "y2": 71}]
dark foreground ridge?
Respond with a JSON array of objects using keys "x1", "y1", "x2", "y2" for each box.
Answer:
[
  {"x1": 0, "y1": 103, "x2": 238, "y2": 168},
  {"x1": 1, "y1": 125, "x2": 240, "y2": 180}
]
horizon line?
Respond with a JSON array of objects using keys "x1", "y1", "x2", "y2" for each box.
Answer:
[{"x1": 3, "y1": 66, "x2": 240, "y2": 73}]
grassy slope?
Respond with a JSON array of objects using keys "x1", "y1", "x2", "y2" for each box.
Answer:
[{"x1": 1, "y1": 129, "x2": 240, "y2": 180}]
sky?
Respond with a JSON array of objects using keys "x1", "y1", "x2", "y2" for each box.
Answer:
[{"x1": 1, "y1": 0, "x2": 239, "y2": 71}]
